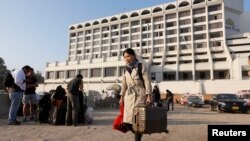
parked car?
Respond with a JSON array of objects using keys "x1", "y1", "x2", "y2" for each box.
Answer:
[
  {"x1": 209, "y1": 93, "x2": 248, "y2": 113},
  {"x1": 236, "y1": 90, "x2": 250, "y2": 109},
  {"x1": 187, "y1": 95, "x2": 204, "y2": 107},
  {"x1": 180, "y1": 93, "x2": 204, "y2": 106}
]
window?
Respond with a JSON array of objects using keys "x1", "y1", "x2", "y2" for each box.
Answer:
[
  {"x1": 179, "y1": 19, "x2": 191, "y2": 25},
  {"x1": 57, "y1": 71, "x2": 64, "y2": 79},
  {"x1": 194, "y1": 34, "x2": 206, "y2": 40},
  {"x1": 166, "y1": 14, "x2": 176, "y2": 20},
  {"x1": 67, "y1": 70, "x2": 75, "y2": 78},
  {"x1": 209, "y1": 14, "x2": 222, "y2": 21},
  {"x1": 209, "y1": 23, "x2": 222, "y2": 29},
  {"x1": 195, "y1": 42, "x2": 207, "y2": 48},
  {"x1": 131, "y1": 28, "x2": 140, "y2": 33},
  {"x1": 210, "y1": 32, "x2": 223, "y2": 38},
  {"x1": 102, "y1": 26, "x2": 109, "y2": 32},
  {"x1": 46, "y1": 72, "x2": 54, "y2": 79},
  {"x1": 180, "y1": 27, "x2": 190, "y2": 34},
  {"x1": 131, "y1": 21, "x2": 140, "y2": 26},
  {"x1": 168, "y1": 46, "x2": 176, "y2": 51},
  {"x1": 193, "y1": 8, "x2": 205, "y2": 15},
  {"x1": 180, "y1": 35, "x2": 191, "y2": 41},
  {"x1": 151, "y1": 73, "x2": 156, "y2": 81},
  {"x1": 166, "y1": 37, "x2": 177, "y2": 43},
  {"x1": 166, "y1": 22, "x2": 176, "y2": 27},
  {"x1": 167, "y1": 29, "x2": 177, "y2": 35},
  {"x1": 93, "y1": 28, "x2": 100, "y2": 33},
  {"x1": 193, "y1": 17, "x2": 206, "y2": 23},
  {"x1": 163, "y1": 72, "x2": 175, "y2": 81},
  {"x1": 153, "y1": 16, "x2": 163, "y2": 22},
  {"x1": 105, "y1": 67, "x2": 117, "y2": 77},
  {"x1": 78, "y1": 69, "x2": 88, "y2": 78},
  {"x1": 179, "y1": 11, "x2": 190, "y2": 17},
  {"x1": 194, "y1": 25, "x2": 206, "y2": 31},
  {"x1": 111, "y1": 25, "x2": 119, "y2": 30},
  {"x1": 91, "y1": 68, "x2": 102, "y2": 77},
  {"x1": 122, "y1": 30, "x2": 129, "y2": 35},
  {"x1": 78, "y1": 32, "x2": 84, "y2": 36},
  {"x1": 208, "y1": 5, "x2": 221, "y2": 12},
  {"x1": 121, "y1": 23, "x2": 129, "y2": 28},
  {"x1": 111, "y1": 31, "x2": 119, "y2": 36}
]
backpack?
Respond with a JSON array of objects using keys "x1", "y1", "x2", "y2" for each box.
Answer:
[
  {"x1": 4, "y1": 72, "x2": 14, "y2": 87},
  {"x1": 124, "y1": 63, "x2": 145, "y2": 88}
]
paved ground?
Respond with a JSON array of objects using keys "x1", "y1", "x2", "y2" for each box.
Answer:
[{"x1": 0, "y1": 104, "x2": 249, "y2": 141}]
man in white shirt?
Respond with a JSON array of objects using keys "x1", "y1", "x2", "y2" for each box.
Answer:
[{"x1": 8, "y1": 65, "x2": 31, "y2": 125}]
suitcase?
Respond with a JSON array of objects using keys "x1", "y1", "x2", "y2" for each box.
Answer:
[{"x1": 132, "y1": 105, "x2": 168, "y2": 134}]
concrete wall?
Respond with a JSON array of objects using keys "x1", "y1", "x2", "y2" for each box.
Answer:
[
  {"x1": 0, "y1": 93, "x2": 10, "y2": 116},
  {"x1": 38, "y1": 79, "x2": 250, "y2": 96}
]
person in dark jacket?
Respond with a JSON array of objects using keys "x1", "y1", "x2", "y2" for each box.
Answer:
[
  {"x1": 166, "y1": 89, "x2": 174, "y2": 111},
  {"x1": 65, "y1": 74, "x2": 83, "y2": 126},
  {"x1": 152, "y1": 85, "x2": 161, "y2": 107}
]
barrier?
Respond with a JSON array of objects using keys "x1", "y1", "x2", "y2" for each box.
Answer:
[{"x1": 0, "y1": 93, "x2": 10, "y2": 116}]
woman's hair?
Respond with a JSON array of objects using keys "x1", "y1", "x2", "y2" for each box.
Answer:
[{"x1": 123, "y1": 48, "x2": 136, "y2": 57}]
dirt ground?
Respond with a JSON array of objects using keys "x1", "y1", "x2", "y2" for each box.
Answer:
[{"x1": 0, "y1": 104, "x2": 249, "y2": 141}]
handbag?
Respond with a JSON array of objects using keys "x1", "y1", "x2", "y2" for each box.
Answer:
[{"x1": 112, "y1": 102, "x2": 129, "y2": 133}]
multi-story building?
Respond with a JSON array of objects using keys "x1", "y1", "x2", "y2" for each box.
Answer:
[{"x1": 44, "y1": 0, "x2": 250, "y2": 94}]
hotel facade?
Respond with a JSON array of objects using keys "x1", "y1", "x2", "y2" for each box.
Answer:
[{"x1": 43, "y1": 0, "x2": 250, "y2": 94}]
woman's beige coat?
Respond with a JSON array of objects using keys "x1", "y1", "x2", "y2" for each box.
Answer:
[{"x1": 121, "y1": 63, "x2": 152, "y2": 124}]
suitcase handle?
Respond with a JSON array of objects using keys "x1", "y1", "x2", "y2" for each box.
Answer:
[{"x1": 134, "y1": 114, "x2": 137, "y2": 124}]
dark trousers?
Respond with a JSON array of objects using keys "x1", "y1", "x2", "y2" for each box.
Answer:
[
  {"x1": 66, "y1": 94, "x2": 79, "y2": 126},
  {"x1": 167, "y1": 98, "x2": 174, "y2": 111},
  {"x1": 124, "y1": 123, "x2": 142, "y2": 141}
]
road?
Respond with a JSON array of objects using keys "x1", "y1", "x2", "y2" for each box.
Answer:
[{"x1": 0, "y1": 104, "x2": 249, "y2": 141}]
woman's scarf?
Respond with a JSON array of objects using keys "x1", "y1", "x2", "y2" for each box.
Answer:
[{"x1": 126, "y1": 59, "x2": 138, "y2": 74}]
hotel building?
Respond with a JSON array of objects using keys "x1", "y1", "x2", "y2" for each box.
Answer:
[{"x1": 43, "y1": 0, "x2": 250, "y2": 94}]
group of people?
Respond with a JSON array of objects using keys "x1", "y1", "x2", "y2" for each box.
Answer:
[
  {"x1": 6, "y1": 65, "x2": 38, "y2": 125},
  {"x1": 152, "y1": 85, "x2": 174, "y2": 111},
  {"x1": 6, "y1": 48, "x2": 171, "y2": 141},
  {"x1": 5, "y1": 65, "x2": 84, "y2": 127}
]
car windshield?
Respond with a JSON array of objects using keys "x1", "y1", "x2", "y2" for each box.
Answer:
[
  {"x1": 217, "y1": 94, "x2": 238, "y2": 100},
  {"x1": 188, "y1": 96, "x2": 201, "y2": 100}
]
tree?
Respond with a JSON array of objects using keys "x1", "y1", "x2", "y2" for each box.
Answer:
[
  {"x1": 34, "y1": 71, "x2": 44, "y2": 83},
  {"x1": 0, "y1": 57, "x2": 9, "y2": 89}
]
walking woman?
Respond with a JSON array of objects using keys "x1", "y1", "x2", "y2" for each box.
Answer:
[{"x1": 119, "y1": 48, "x2": 152, "y2": 141}]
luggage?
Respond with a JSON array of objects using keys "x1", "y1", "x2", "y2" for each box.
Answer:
[
  {"x1": 132, "y1": 105, "x2": 168, "y2": 134},
  {"x1": 48, "y1": 101, "x2": 66, "y2": 125},
  {"x1": 78, "y1": 91, "x2": 88, "y2": 124},
  {"x1": 38, "y1": 94, "x2": 52, "y2": 123}
]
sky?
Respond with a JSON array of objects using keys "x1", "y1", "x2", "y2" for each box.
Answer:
[{"x1": 0, "y1": 0, "x2": 250, "y2": 76}]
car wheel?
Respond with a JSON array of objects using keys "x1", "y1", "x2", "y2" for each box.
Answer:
[
  {"x1": 242, "y1": 109, "x2": 248, "y2": 114},
  {"x1": 217, "y1": 106, "x2": 223, "y2": 113}
]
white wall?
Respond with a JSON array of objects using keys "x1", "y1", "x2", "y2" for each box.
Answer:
[
  {"x1": 39, "y1": 79, "x2": 250, "y2": 95},
  {"x1": 157, "y1": 80, "x2": 250, "y2": 94}
]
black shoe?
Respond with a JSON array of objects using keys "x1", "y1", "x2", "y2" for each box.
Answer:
[
  {"x1": 8, "y1": 121, "x2": 21, "y2": 125},
  {"x1": 66, "y1": 123, "x2": 72, "y2": 126}
]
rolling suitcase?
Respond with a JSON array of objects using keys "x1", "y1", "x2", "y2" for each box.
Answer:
[{"x1": 132, "y1": 105, "x2": 168, "y2": 134}]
